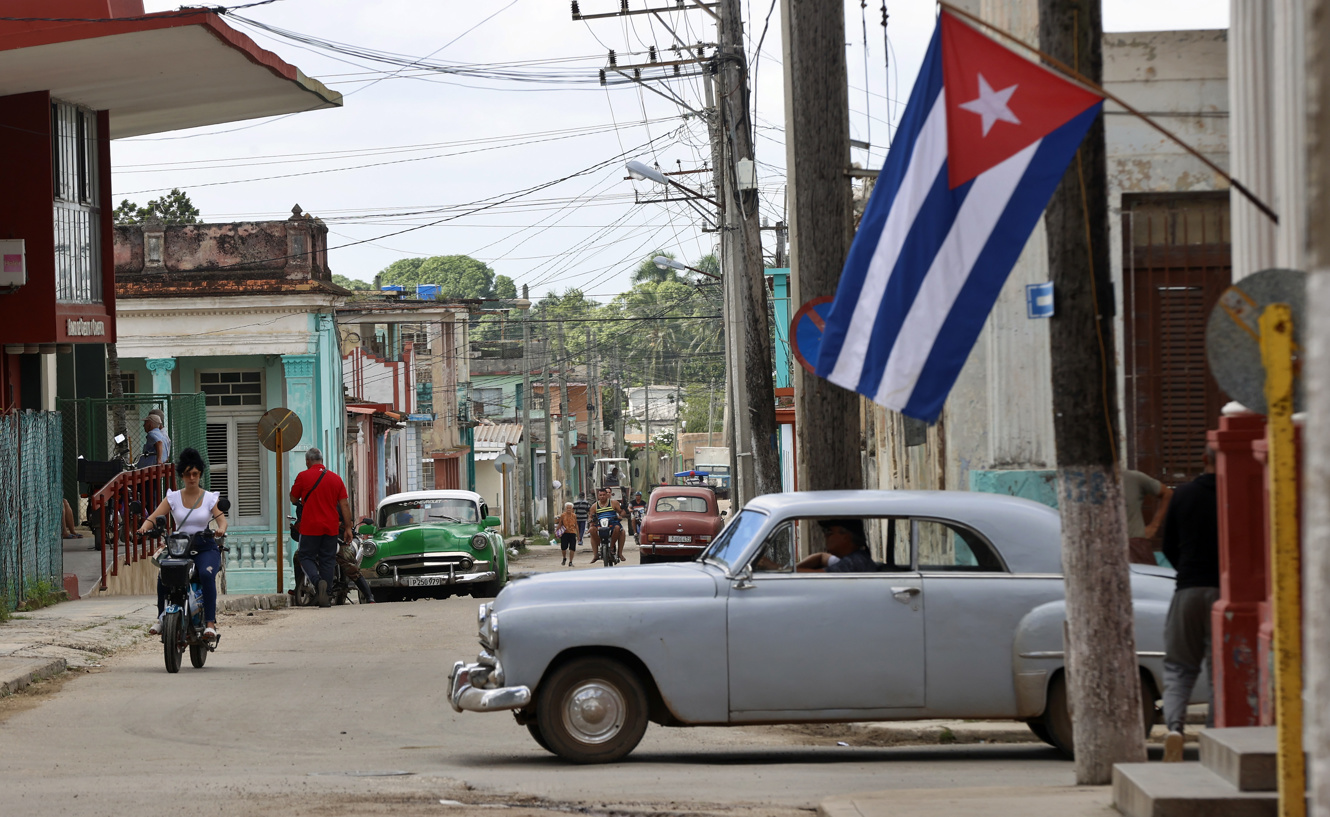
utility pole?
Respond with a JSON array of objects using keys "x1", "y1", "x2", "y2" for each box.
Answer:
[
  {"x1": 557, "y1": 322, "x2": 570, "y2": 499},
  {"x1": 586, "y1": 327, "x2": 597, "y2": 486},
  {"x1": 519, "y1": 284, "x2": 532, "y2": 536},
  {"x1": 1039, "y1": 0, "x2": 1145, "y2": 783},
  {"x1": 543, "y1": 337, "x2": 555, "y2": 534},
  {"x1": 781, "y1": 0, "x2": 863, "y2": 495},
  {"x1": 674, "y1": 363, "x2": 682, "y2": 475},
  {"x1": 717, "y1": 0, "x2": 781, "y2": 502},
  {"x1": 1303, "y1": 4, "x2": 1330, "y2": 808},
  {"x1": 707, "y1": 381, "x2": 715, "y2": 448}
]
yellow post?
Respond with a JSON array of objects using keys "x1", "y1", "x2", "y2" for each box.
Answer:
[
  {"x1": 276, "y1": 427, "x2": 284, "y2": 596},
  {"x1": 1260, "y1": 303, "x2": 1304, "y2": 817}
]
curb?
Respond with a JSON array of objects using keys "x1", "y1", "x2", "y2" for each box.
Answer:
[
  {"x1": 0, "y1": 657, "x2": 67, "y2": 696},
  {"x1": 218, "y1": 594, "x2": 289, "y2": 613}
]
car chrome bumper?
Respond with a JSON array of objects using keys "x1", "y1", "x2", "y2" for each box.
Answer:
[
  {"x1": 449, "y1": 656, "x2": 530, "y2": 713},
  {"x1": 366, "y1": 567, "x2": 496, "y2": 588}
]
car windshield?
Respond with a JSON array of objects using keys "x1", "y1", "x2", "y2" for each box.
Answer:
[
  {"x1": 653, "y1": 495, "x2": 709, "y2": 513},
  {"x1": 379, "y1": 498, "x2": 478, "y2": 527},
  {"x1": 700, "y1": 510, "x2": 767, "y2": 572}
]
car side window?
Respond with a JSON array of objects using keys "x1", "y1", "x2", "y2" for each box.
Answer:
[
  {"x1": 915, "y1": 519, "x2": 1004, "y2": 572},
  {"x1": 752, "y1": 522, "x2": 796, "y2": 572},
  {"x1": 871, "y1": 517, "x2": 913, "y2": 571}
]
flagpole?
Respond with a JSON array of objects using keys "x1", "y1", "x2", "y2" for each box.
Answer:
[{"x1": 938, "y1": 1, "x2": 1279, "y2": 225}]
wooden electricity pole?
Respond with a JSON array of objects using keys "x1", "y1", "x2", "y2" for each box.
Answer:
[
  {"x1": 781, "y1": 0, "x2": 863, "y2": 494},
  {"x1": 717, "y1": 0, "x2": 781, "y2": 500},
  {"x1": 1039, "y1": 0, "x2": 1146, "y2": 783}
]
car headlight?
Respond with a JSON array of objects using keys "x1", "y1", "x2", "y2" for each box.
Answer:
[
  {"x1": 361, "y1": 541, "x2": 377, "y2": 559},
  {"x1": 469, "y1": 533, "x2": 488, "y2": 551}
]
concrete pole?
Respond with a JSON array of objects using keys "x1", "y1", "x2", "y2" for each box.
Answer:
[
  {"x1": 520, "y1": 284, "x2": 532, "y2": 536},
  {"x1": 543, "y1": 339, "x2": 555, "y2": 536},
  {"x1": 1301, "y1": 3, "x2": 1330, "y2": 810},
  {"x1": 557, "y1": 322, "x2": 570, "y2": 503}
]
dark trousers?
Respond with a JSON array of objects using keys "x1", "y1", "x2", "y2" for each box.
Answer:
[{"x1": 297, "y1": 534, "x2": 339, "y2": 587}]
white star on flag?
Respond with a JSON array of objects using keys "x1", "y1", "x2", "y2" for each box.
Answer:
[{"x1": 958, "y1": 74, "x2": 1020, "y2": 136}]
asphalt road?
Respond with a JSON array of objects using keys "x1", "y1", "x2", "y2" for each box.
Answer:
[{"x1": 0, "y1": 543, "x2": 1078, "y2": 816}]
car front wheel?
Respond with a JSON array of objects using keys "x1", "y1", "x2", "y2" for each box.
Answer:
[{"x1": 536, "y1": 656, "x2": 648, "y2": 764}]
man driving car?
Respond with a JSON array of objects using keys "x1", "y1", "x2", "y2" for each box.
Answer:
[{"x1": 796, "y1": 519, "x2": 876, "y2": 572}]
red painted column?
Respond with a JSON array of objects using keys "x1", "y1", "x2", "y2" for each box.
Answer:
[
  {"x1": 1208, "y1": 412, "x2": 1267, "y2": 727},
  {"x1": 1250, "y1": 426, "x2": 1303, "y2": 725}
]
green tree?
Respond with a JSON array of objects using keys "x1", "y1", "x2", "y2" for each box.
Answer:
[
  {"x1": 113, "y1": 188, "x2": 201, "y2": 225},
  {"x1": 332, "y1": 274, "x2": 373, "y2": 291},
  {"x1": 494, "y1": 275, "x2": 517, "y2": 299},
  {"x1": 377, "y1": 255, "x2": 504, "y2": 299}
]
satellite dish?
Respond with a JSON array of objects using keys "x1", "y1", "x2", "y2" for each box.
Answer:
[{"x1": 1205, "y1": 268, "x2": 1306, "y2": 415}]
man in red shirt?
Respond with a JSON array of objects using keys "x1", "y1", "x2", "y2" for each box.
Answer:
[{"x1": 290, "y1": 447, "x2": 351, "y2": 607}]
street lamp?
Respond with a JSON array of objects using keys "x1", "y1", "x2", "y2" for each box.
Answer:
[
  {"x1": 626, "y1": 160, "x2": 718, "y2": 207},
  {"x1": 653, "y1": 255, "x2": 720, "y2": 281}
]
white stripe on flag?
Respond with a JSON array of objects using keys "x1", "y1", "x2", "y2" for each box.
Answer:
[
  {"x1": 828, "y1": 92, "x2": 949, "y2": 387},
  {"x1": 875, "y1": 138, "x2": 1042, "y2": 409}
]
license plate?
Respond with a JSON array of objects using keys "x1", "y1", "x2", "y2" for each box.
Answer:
[
  {"x1": 667, "y1": 535, "x2": 692, "y2": 543},
  {"x1": 406, "y1": 576, "x2": 447, "y2": 587}
]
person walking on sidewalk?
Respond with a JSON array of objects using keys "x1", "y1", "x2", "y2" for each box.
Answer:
[
  {"x1": 290, "y1": 447, "x2": 351, "y2": 608},
  {"x1": 1124, "y1": 469, "x2": 1172, "y2": 565},
  {"x1": 558, "y1": 502, "x2": 578, "y2": 566},
  {"x1": 1159, "y1": 447, "x2": 1220, "y2": 762},
  {"x1": 572, "y1": 492, "x2": 591, "y2": 546}
]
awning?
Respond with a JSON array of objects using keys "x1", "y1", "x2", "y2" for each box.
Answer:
[
  {"x1": 474, "y1": 450, "x2": 501, "y2": 462},
  {"x1": 0, "y1": 11, "x2": 341, "y2": 138}
]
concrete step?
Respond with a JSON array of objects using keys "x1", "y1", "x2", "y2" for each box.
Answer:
[
  {"x1": 1200, "y1": 727, "x2": 1277, "y2": 792},
  {"x1": 1113, "y1": 762, "x2": 1276, "y2": 817}
]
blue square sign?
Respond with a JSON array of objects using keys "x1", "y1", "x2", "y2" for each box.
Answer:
[{"x1": 1026, "y1": 282, "x2": 1054, "y2": 318}]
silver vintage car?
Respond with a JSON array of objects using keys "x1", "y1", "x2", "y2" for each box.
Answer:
[{"x1": 449, "y1": 490, "x2": 1178, "y2": 763}]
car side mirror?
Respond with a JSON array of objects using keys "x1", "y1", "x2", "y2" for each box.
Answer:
[
  {"x1": 217, "y1": 498, "x2": 231, "y2": 514},
  {"x1": 483, "y1": 516, "x2": 501, "y2": 528},
  {"x1": 357, "y1": 523, "x2": 377, "y2": 536},
  {"x1": 733, "y1": 563, "x2": 755, "y2": 590}
]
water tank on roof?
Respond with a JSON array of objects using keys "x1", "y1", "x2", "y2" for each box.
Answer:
[{"x1": 416, "y1": 284, "x2": 441, "y2": 300}]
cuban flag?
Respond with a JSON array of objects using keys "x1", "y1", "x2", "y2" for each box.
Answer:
[{"x1": 814, "y1": 11, "x2": 1103, "y2": 422}]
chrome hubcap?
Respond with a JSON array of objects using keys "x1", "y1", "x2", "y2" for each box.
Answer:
[{"x1": 562, "y1": 680, "x2": 625, "y2": 744}]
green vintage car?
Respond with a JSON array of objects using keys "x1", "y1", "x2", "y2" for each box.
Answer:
[{"x1": 357, "y1": 490, "x2": 508, "y2": 601}]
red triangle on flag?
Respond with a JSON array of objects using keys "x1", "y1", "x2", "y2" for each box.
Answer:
[{"x1": 941, "y1": 11, "x2": 1102, "y2": 189}]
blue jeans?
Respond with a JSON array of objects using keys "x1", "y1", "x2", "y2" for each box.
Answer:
[
  {"x1": 297, "y1": 534, "x2": 339, "y2": 587},
  {"x1": 156, "y1": 546, "x2": 220, "y2": 623}
]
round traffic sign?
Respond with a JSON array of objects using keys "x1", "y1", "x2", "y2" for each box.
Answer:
[
  {"x1": 790, "y1": 296, "x2": 835, "y2": 375},
  {"x1": 493, "y1": 452, "x2": 516, "y2": 472},
  {"x1": 257, "y1": 407, "x2": 303, "y2": 453},
  {"x1": 1205, "y1": 268, "x2": 1306, "y2": 414}
]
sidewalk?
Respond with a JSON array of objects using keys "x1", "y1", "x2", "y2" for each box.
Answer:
[{"x1": 819, "y1": 785, "x2": 1118, "y2": 817}]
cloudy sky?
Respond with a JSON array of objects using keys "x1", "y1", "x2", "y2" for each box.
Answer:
[{"x1": 122, "y1": 0, "x2": 1228, "y2": 296}]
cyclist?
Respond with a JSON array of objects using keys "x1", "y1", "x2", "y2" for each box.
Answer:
[{"x1": 587, "y1": 486, "x2": 627, "y2": 564}]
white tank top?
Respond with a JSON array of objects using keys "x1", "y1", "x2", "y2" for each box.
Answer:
[{"x1": 166, "y1": 490, "x2": 220, "y2": 534}]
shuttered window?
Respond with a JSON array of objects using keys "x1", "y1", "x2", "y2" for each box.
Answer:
[
  {"x1": 205, "y1": 417, "x2": 266, "y2": 526},
  {"x1": 1123, "y1": 193, "x2": 1231, "y2": 484}
]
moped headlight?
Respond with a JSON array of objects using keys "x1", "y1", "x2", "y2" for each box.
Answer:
[
  {"x1": 167, "y1": 534, "x2": 190, "y2": 557},
  {"x1": 469, "y1": 534, "x2": 488, "y2": 551}
]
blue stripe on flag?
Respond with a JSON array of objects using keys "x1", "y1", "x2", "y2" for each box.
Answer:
[
  {"x1": 853, "y1": 169, "x2": 973, "y2": 399},
  {"x1": 815, "y1": 28, "x2": 944, "y2": 372},
  {"x1": 901, "y1": 103, "x2": 1104, "y2": 421}
]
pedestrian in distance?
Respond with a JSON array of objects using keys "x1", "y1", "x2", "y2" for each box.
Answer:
[
  {"x1": 1124, "y1": 468, "x2": 1172, "y2": 565},
  {"x1": 1159, "y1": 447, "x2": 1220, "y2": 762},
  {"x1": 136, "y1": 412, "x2": 171, "y2": 468},
  {"x1": 290, "y1": 447, "x2": 351, "y2": 608},
  {"x1": 558, "y1": 502, "x2": 578, "y2": 566},
  {"x1": 572, "y1": 492, "x2": 591, "y2": 545}
]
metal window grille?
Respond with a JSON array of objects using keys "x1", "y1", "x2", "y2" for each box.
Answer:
[{"x1": 51, "y1": 100, "x2": 100, "y2": 304}]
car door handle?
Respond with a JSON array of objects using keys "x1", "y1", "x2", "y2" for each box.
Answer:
[{"x1": 891, "y1": 586, "x2": 920, "y2": 602}]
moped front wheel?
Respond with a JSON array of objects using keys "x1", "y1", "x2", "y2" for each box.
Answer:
[{"x1": 162, "y1": 612, "x2": 184, "y2": 674}]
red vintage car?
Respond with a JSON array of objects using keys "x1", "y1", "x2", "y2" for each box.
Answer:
[{"x1": 637, "y1": 486, "x2": 724, "y2": 564}]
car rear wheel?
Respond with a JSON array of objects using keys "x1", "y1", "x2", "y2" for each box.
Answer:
[
  {"x1": 1027, "y1": 721, "x2": 1056, "y2": 747},
  {"x1": 1041, "y1": 670, "x2": 1157, "y2": 758},
  {"x1": 536, "y1": 656, "x2": 648, "y2": 764}
]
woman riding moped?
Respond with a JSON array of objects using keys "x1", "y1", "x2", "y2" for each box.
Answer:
[{"x1": 138, "y1": 448, "x2": 227, "y2": 639}]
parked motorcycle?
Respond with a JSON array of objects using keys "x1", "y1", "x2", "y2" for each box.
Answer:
[
  {"x1": 289, "y1": 516, "x2": 370, "y2": 605},
  {"x1": 78, "y1": 433, "x2": 135, "y2": 551},
  {"x1": 136, "y1": 498, "x2": 230, "y2": 674}
]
